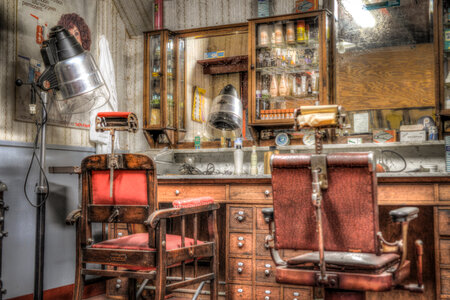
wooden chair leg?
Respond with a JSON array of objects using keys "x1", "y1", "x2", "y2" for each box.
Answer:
[
  {"x1": 72, "y1": 263, "x2": 84, "y2": 300},
  {"x1": 128, "y1": 278, "x2": 137, "y2": 300}
]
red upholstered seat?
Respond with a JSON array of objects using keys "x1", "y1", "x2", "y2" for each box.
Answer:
[
  {"x1": 97, "y1": 112, "x2": 132, "y2": 118},
  {"x1": 92, "y1": 233, "x2": 203, "y2": 251}
]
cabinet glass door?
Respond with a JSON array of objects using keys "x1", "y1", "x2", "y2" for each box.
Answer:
[
  {"x1": 254, "y1": 14, "x2": 324, "y2": 122},
  {"x1": 166, "y1": 35, "x2": 175, "y2": 128},
  {"x1": 149, "y1": 34, "x2": 162, "y2": 127},
  {"x1": 445, "y1": 3, "x2": 450, "y2": 110},
  {"x1": 177, "y1": 37, "x2": 186, "y2": 131}
]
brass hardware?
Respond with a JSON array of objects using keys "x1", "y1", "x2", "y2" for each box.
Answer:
[
  {"x1": 264, "y1": 190, "x2": 270, "y2": 196},
  {"x1": 175, "y1": 189, "x2": 180, "y2": 195}
]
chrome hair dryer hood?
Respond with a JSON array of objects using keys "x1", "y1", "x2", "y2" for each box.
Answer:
[{"x1": 208, "y1": 84, "x2": 242, "y2": 131}]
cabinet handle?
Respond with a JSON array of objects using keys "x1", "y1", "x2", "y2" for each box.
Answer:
[
  {"x1": 237, "y1": 261, "x2": 244, "y2": 273},
  {"x1": 237, "y1": 267, "x2": 243, "y2": 273},
  {"x1": 293, "y1": 292, "x2": 300, "y2": 297},
  {"x1": 264, "y1": 297, "x2": 270, "y2": 300},
  {"x1": 237, "y1": 288, "x2": 243, "y2": 293},
  {"x1": 238, "y1": 242, "x2": 244, "y2": 248},
  {"x1": 118, "y1": 232, "x2": 123, "y2": 237},
  {"x1": 237, "y1": 236, "x2": 244, "y2": 248},
  {"x1": 264, "y1": 269, "x2": 270, "y2": 276},
  {"x1": 264, "y1": 190, "x2": 270, "y2": 196},
  {"x1": 175, "y1": 190, "x2": 180, "y2": 195},
  {"x1": 115, "y1": 284, "x2": 121, "y2": 289}
]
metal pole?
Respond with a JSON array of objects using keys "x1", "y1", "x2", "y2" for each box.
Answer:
[{"x1": 34, "y1": 92, "x2": 48, "y2": 300}]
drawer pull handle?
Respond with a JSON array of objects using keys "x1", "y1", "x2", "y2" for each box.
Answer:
[
  {"x1": 264, "y1": 190, "x2": 270, "y2": 196},
  {"x1": 237, "y1": 267, "x2": 243, "y2": 273},
  {"x1": 265, "y1": 297, "x2": 270, "y2": 300},
  {"x1": 237, "y1": 262, "x2": 244, "y2": 266},
  {"x1": 115, "y1": 284, "x2": 121, "y2": 289},
  {"x1": 118, "y1": 232, "x2": 123, "y2": 237},
  {"x1": 293, "y1": 292, "x2": 300, "y2": 296},
  {"x1": 175, "y1": 190, "x2": 180, "y2": 195},
  {"x1": 265, "y1": 290, "x2": 271, "y2": 294},
  {"x1": 235, "y1": 210, "x2": 245, "y2": 222},
  {"x1": 237, "y1": 236, "x2": 244, "y2": 248},
  {"x1": 265, "y1": 263, "x2": 271, "y2": 268},
  {"x1": 238, "y1": 242, "x2": 244, "y2": 248},
  {"x1": 264, "y1": 269, "x2": 270, "y2": 276},
  {"x1": 237, "y1": 288, "x2": 243, "y2": 293},
  {"x1": 294, "y1": 299, "x2": 298, "y2": 300}
]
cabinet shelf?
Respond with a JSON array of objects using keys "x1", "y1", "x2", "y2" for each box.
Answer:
[
  {"x1": 197, "y1": 55, "x2": 248, "y2": 75},
  {"x1": 256, "y1": 65, "x2": 319, "y2": 75},
  {"x1": 256, "y1": 41, "x2": 319, "y2": 51}
]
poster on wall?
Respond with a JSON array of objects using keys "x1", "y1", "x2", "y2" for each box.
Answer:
[{"x1": 15, "y1": 0, "x2": 97, "y2": 129}]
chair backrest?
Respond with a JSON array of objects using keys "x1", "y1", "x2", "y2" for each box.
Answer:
[
  {"x1": 81, "y1": 154, "x2": 157, "y2": 225},
  {"x1": 271, "y1": 152, "x2": 379, "y2": 253}
]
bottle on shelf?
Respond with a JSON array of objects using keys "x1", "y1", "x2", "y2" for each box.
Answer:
[
  {"x1": 250, "y1": 145, "x2": 258, "y2": 175},
  {"x1": 234, "y1": 138, "x2": 244, "y2": 175},
  {"x1": 286, "y1": 21, "x2": 295, "y2": 43},
  {"x1": 270, "y1": 75, "x2": 278, "y2": 98},
  {"x1": 279, "y1": 74, "x2": 288, "y2": 96},
  {"x1": 274, "y1": 22, "x2": 284, "y2": 45},
  {"x1": 296, "y1": 20, "x2": 306, "y2": 44}
]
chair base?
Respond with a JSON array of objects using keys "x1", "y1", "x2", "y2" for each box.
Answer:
[{"x1": 325, "y1": 289, "x2": 365, "y2": 300}]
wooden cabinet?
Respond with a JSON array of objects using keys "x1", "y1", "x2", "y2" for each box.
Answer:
[
  {"x1": 437, "y1": 1, "x2": 450, "y2": 135},
  {"x1": 143, "y1": 30, "x2": 186, "y2": 147},
  {"x1": 248, "y1": 10, "x2": 334, "y2": 137},
  {"x1": 226, "y1": 203, "x2": 313, "y2": 299},
  {"x1": 158, "y1": 176, "x2": 450, "y2": 299}
]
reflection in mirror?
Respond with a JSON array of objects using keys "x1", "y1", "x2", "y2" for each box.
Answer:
[
  {"x1": 335, "y1": 0, "x2": 435, "y2": 132},
  {"x1": 184, "y1": 32, "x2": 248, "y2": 142}
]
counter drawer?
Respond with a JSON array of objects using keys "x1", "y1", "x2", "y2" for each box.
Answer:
[
  {"x1": 442, "y1": 269, "x2": 450, "y2": 295},
  {"x1": 255, "y1": 286, "x2": 280, "y2": 300},
  {"x1": 439, "y1": 209, "x2": 450, "y2": 236},
  {"x1": 440, "y1": 239, "x2": 450, "y2": 265},
  {"x1": 256, "y1": 233, "x2": 271, "y2": 257},
  {"x1": 158, "y1": 184, "x2": 226, "y2": 202},
  {"x1": 229, "y1": 233, "x2": 253, "y2": 256},
  {"x1": 230, "y1": 185, "x2": 272, "y2": 201},
  {"x1": 283, "y1": 287, "x2": 312, "y2": 300},
  {"x1": 229, "y1": 206, "x2": 253, "y2": 231},
  {"x1": 256, "y1": 207, "x2": 270, "y2": 230},
  {"x1": 440, "y1": 185, "x2": 450, "y2": 201},
  {"x1": 255, "y1": 259, "x2": 276, "y2": 283},
  {"x1": 228, "y1": 258, "x2": 252, "y2": 282},
  {"x1": 378, "y1": 184, "x2": 434, "y2": 204},
  {"x1": 228, "y1": 284, "x2": 253, "y2": 299}
]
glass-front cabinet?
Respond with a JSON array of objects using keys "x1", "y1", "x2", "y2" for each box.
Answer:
[
  {"x1": 144, "y1": 30, "x2": 186, "y2": 146},
  {"x1": 248, "y1": 10, "x2": 334, "y2": 128}
]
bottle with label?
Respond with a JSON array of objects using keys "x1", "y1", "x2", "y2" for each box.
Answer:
[
  {"x1": 286, "y1": 21, "x2": 295, "y2": 43},
  {"x1": 234, "y1": 138, "x2": 244, "y2": 175},
  {"x1": 250, "y1": 145, "x2": 258, "y2": 175},
  {"x1": 270, "y1": 75, "x2": 278, "y2": 98},
  {"x1": 296, "y1": 20, "x2": 306, "y2": 44},
  {"x1": 194, "y1": 132, "x2": 201, "y2": 149},
  {"x1": 279, "y1": 74, "x2": 288, "y2": 96}
]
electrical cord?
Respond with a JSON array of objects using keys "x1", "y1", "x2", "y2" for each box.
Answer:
[
  {"x1": 380, "y1": 150, "x2": 407, "y2": 173},
  {"x1": 23, "y1": 84, "x2": 50, "y2": 208}
]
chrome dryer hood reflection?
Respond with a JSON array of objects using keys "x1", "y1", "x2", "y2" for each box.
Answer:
[{"x1": 208, "y1": 84, "x2": 242, "y2": 131}]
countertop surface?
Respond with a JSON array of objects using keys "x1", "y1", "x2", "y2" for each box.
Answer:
[{"x1": 157, "y1": 172, "x2": 449, "y2": 180}]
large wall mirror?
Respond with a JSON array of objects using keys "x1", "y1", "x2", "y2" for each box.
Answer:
[
  {"x1": 334, "y1": 0, "x2": 435, "y2": 133},
  {"x1": 178, "y1": 26, "x2": 248, "y2": 143}
]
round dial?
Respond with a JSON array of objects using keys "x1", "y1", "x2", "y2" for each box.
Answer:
[{"x1": 302, "y1": 132, "x2": 315, "y2": 146}]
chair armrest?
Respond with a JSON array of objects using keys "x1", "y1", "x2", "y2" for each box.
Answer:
[
  {"x1": 66, "y1": 209, "x2": 81, "y2": 225},
  {"x1": 145, "y1": 203, "x2": 220, "y2": 228},
  {"x1": 389, "y1": 207, "x2": 419, "y2": 223},
  {"x1": 261, "y1": 207, "x2": 274, "y2": 223}
]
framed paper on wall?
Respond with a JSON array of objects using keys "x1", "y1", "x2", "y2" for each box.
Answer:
[{"x1": 15, "y1": 0, "x2": 98, "y2": 129}]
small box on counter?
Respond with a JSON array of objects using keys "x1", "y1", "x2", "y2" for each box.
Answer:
[
  {"x1": 203, "y1": 51, "x2": 225, "y2": 59},
  {"x1": 372, "y1": 129, "x2": 396, "y2": 143},
  {"x1": 399, "y1": 124, "x2": 426, "y2": 142}
]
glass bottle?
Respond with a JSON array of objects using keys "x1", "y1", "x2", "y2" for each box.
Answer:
[
  {"x1": 270, "y1": 75, "x2": 278, "y2": 98},
  {"x1": 279, "y1": 74, "x2": 288, "y2": 97}
]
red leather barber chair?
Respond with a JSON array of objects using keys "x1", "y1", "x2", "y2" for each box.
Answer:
[
  {"x1": 262, "y1": 106, "x2": 424, "y2": 300},
  {"x1": 67, "y1": 112, "x2": 220, "y2": 300}
]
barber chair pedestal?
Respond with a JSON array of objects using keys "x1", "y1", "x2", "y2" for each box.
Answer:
[{"x1": 325, "y1": 290, "x2": 365, "y2": 300}]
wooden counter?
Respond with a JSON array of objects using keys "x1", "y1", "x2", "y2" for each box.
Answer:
[{"x1": 158, "y1": 175, "x2": 448, "y2": 300}]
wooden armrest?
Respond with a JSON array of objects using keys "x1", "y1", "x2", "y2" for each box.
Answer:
[
  {"x1": 66, "y1": 209, "x2": 81, "y2": 225},
  {"x1": 389, "y1": 207, "x2": 419, "y2": 223},
  {"x1": 145, "y1": 203, "x2": 220, "y2": 228}
]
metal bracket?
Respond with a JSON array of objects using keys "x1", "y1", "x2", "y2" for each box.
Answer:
[
  {"x1": 311, "y1": 154, "x2": 328, "y2": 190},
  {"x1": 315, "y1": 273, "x2": 338, "y2": 288}
]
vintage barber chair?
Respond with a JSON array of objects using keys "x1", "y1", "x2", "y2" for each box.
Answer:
[
  {"x1": 262, "y1": 105, "x2": 424, "y2": 300},
  {"x1": 66, "y1": 112, "x2": 219, "y2": 300}
]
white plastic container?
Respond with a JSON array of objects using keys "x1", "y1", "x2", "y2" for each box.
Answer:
[{"x1": 234, "y1": 138, "x2": 244, "y2": 175}]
